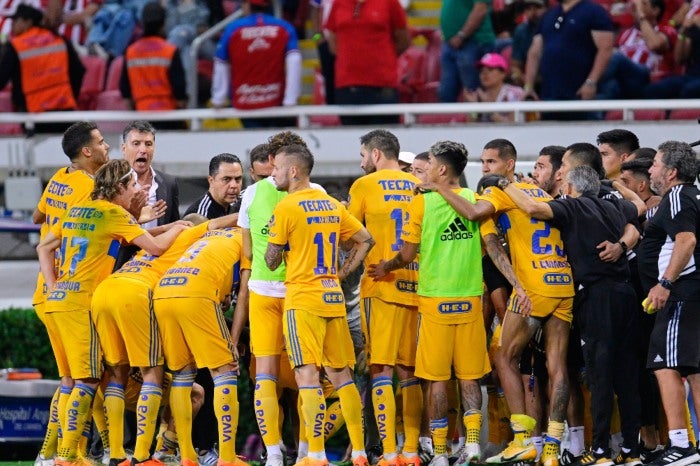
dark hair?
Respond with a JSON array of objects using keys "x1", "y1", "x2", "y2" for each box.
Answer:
[
  {"x1": 539, "y1": 145, "x2": 565, "y2": 173},
  {"x1": 429, "y1": 140, "x2": 468, "y2": 176},
  {"x1": 278, "y1": 144, "x2": 314, "y2": 176},
  {"x1": 566, "y1": 142, "x2": 604, "y2": 179},
  {"x1": 250, "y1": 143, "x2": 270, "y2": 166},
  {"x1": 631, "y1": 147, "x2": 657, "y2": 162},
  {"x1": 621, "y1": 158, "x2": 652, "y2": 180},
  {"x1": 141, "y1": 1, "x2": 166, "y2": 36},
  {"x1": 268, "y1": 131, "x2": 307, "y2": 157},
  {"x1": 359, "y1": 129, "x2": 400, "y2": 160},
  {"x1": 209, "y1": 153, "x2": 242, "y2": 177},
  {"x1": 122, "y1": 120, "x2": 156, "y2": 143},
  {"x1": 657, "y1": 141, "x2": 698, "y2": 183},
  {"x1": 596, "y1": 129, "x2": 640, "y2": 155},
  {"x1": 484, "y1": 138, "x2": 517, "y2": 161},
  {"x1": 414, "y1": 151, "x2": 429, "y2": 162},
  {"x1": 91, "y1": 159, "x2": 133, "y2": 201},
  {"x1": 62, "y1": 121, "x2": 99, "y2": 161},
  {"x1": 650, "y1": 0, "x2": 665, "y2": 21}
]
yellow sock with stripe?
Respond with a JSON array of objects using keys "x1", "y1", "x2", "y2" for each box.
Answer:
[
  {"x1": 104, "y1": 382, "x2": 126, "y2": 460},
  {"x1": 170, "y1": 369, "x2": 197, "y2": 462},
  {"x1": 372, "y1": 376, "x2": 397, "y2": 459},
  {"x1": 546, "y1": 419, "x2": 565, "y2": 442},
  {"x1": 133, "y1": 382, "x2": 163, "y2": 462},
  {"x1": 464, "y1": 409, "x2": 482, "y2": 445},
  {"x1": 56, "y1": 384, "x2": 72, "y2": 452},
  {"x1": 213, "y1": 372, "x2": 239, "y2": 462},
  {"x1": 337, "y1": 380, "x2": 366, "y2": 455},
  {"x1": 511, "y1": 414, "x2": 536, "y2": 444},
  {"x1": 58, "y1": 383, "x2": 95, "y2": 459},
  {"x1": 39, "y1": 387, "x2": 61, "y2": 458},
  {"x1": 430, "y1": 417, "x2": 449, "y2": 456},
  {"x1": 299, "y1": 385, "x2": 326, "y2": 456},
  {"x1": 298, "y1": 393, "x2": 308, "y2": 444},
  {"x1": 91, "y1": 388, "x2": 109, "y2": 453},
  {"x1": 686, "y1": 402, "x2": 697, "y2": 446},
  {"x1": 78, "y1": 414, "x2": 91, "y2": 457},
  {"x1": 400, "y1": 378, "x2": 422, "y2": 454},
  {"x1": 323, "y1": 399, "x2": 346, "y2": 439},
  {"x1": 255, "y1": 374, "x2": 282, "y2": 448}
]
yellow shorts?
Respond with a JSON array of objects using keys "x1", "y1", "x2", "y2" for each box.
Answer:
[
  {"x1": 44, "y1": 309, "x2": 101, "y2": 380},
  {"x1": 361, "y1": 297, "x2": 418, "y2": 367},
  {"x1": 154, "y1": 296, "x2": 236, "y2": 371},
  {"x1": 415, "y1": 297, "x2": 491, "y2": 381},
  {"x1": 283, "y1": 309, "x2": 355, "y2": 370},
  {"x1": 33, "y1": 301, "x2": 46, "y2": 325},
  {"x1": 249, "y1": 291, "x2": 285, "y2": 357},
  {"x1": 507, "y1": 291, "x2": 574, "y2": 323},
  {"x1": 92, "y1": 278, "x2": 163, "y2": 368}
]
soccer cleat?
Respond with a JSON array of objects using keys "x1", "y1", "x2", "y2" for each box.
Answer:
[
  {"x1": 644, "y1": 445, "x2": 700, "y2": 466},
  {"x1": 454, "y1": 443, "x2": 481, "y2": 466},
  {"x1": 102, "y1": 450, "x2": 110, "y2": 466},
  {"x1": 351, "y1": 456, "x2": 369, "y2": 466},
  {"x1": 427, "y1": 454, "x2": 449, "y2": 466},
  {"x1": 36, "y1": 453, "x2": 55, "y2": 466},
  {"x1": 180, "y1": 459, "x2": 198, "y2": 466},
  {"x1": 613, "y1": 450, "x2": 641, "y2": 466},
  {"x1": 265, "y1": 455, "x2": 285, "y2": 466},
  {"x1": 55, "y1": 458, "x2": 96, "y2": 466},
  {"x1": 216, "y1": 459, "x2": 249, "y2": 466},
  {"x1": 639, "y1": 447, "x2": 663, "y2": 464},
  {"x1": 573, "y1": 450, "x2": 614, "y2": 466},
  {"x1": 132, "y1": 459, "x2": 166, "y2": 466},
  {"x1": 540, "y1": 442, "x2": 560, "y2": 466},
  {"x1": 198, "y1": 450, "x2": 219, "y2": 466},
  {"x1": 399, "y1": 454, "x2": 421, "y2": 466},
  {"x1": 419, "y1": 439, "x2": 434, "y2": 466},
  {"x1": 376, "y1": 457, "x2": 402, "y2": 466},
  {"x1": 560, "y1": 451, "x2": 582, "y2": 466},
  {"x1": 293, "y1": 458, "x2": 329, "y2": 466},
  {"x1": 486, "y1": 440, "x2": 538, "y2": 463}
]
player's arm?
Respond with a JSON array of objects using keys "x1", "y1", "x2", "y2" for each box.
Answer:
[
  {"x1": 367, "y1": 240, "x2": 418, "y2": 279},
  {"x1": 502, "y1": 183, "x2": 553, "y2": 220},
  {"x1": 265, "y1": 242, "x2": 286, "y2": 271},
  {"x1": 338, "y1": 227, "x2": 375, "y2": 280},
  {"x1": 418, "y1": 182, "x2": 494, "y2": 220},
  {"x1": 611, "y1": 180, "x2": 647, "y2": 217},
  {"x1": 482, "y1": 233, "x2": 532, "y2": 316},
  {"x1": 242, "y1": 229, "x2": 253, "y2": 262},
  {"x1": 32, "y1": 209, "x2": 46, "y2": 224},
  {"x1": 648, "y1": 231, "x2": 696, "y2": 310},
  {"x1": 209, "y1": 212, "x2": 239, "y2": 231},
  {"x1": 36, "y1": 232, "x2": 61, "y2": 290},
  {"x1": 230, "y1": 268, "x2": 251, "y2": 363},
  {"x1": 132, "y1": 224, "x2": 189, "y2": 256},
  {"x1": 597, "y1": 222, "x2": 640, "y2": 262}
]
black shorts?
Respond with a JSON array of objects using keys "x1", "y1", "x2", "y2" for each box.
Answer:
[
  {"x1": 519, "y1": 327, "x2": 547, "y2": 380},
  {"x1": 483, "y1": 254, "x2": 512, "y2": 294},
  {"x1": 647, "y1": 299, "x2": 700, "y2": 373}
]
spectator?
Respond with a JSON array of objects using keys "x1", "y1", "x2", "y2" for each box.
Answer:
[
  {"x1": 325, "y1": 0, "x2": 410, "y2": 125},
  {"x1": 58, "y1": 0, "x2": 102, "y2": 50},
  {"x1": 184, "y1": 153, "x2": 244, "y2": 218},
  {"x1": 523, "y1": 0, "x2": 614, "y2": 120},
  {"x1": 644, "y1": 9, "x2": 700, "y2": 98},
  {"x1": 0, "y1": 4, "x2": 85, "y2": 133},
  {"x1": 438, "y1": 0, "x2": 495, "y2": 102},
  {"x1": 308, "y1": 0, "x2": 335, "y2": 103},
  {"x1": 84, "y1": 0, "x2": 138, "y2": 59},
  {"x1": 120, "y1": 1, "x2": 187, "y2": 122},
  {"x1": 510, "y1": 0, "x2": 546, "y2": 86},
  {"x1": 0, "y1": 0, "x2": 62, "y2": 40},
  {"x1": 463, "y1": 52, "x2": 524, "y2": 122},
  {"x1": 598, "y1": 0, "x2": 676, "y2": 99},
  {"x1": 211, "y1": 0, "x2": 301, "y2": 127}
]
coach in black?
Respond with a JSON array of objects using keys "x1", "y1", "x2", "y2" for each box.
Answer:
[{"x1": 637, "y1": 141, "x2": 700, "y2": 466}]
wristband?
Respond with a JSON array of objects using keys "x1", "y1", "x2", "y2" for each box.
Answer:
[
  {"x1": 457, "y1": 30, "x2": 467, "y2": 39},
  {"x1": 584, "y1": 78, "x2": 597, "y2": 88},
  {"x1": 312, "y1": 32, "x2": 322, "y2": 41},
  {"x1": 497, "y1": 177, "x2": 511, "y2": 190},
  {"x1": 659, "y1": 277, "x2": 673, "y2": 290},
  {"x1": 618, "y1": 240, "x2": 628, "y2": 252}
]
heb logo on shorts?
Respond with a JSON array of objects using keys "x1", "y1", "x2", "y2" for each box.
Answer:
[
  {"x1": 159, "y1": 276, "x2": 188, "y2": 287},
  {"x1": 441, "y1": 218, "x2": 474, "y2": 241},
  {"x1": 396, "y1": 280, "x2": 417, "y2": 292},
  {"x1": 47, "y1": 290, "x2": 66, "y2": 301},
  {"x1": 543, "y1": 273, "x2": 572, "y2": 285},
  {"x1": 322, "y1": 292, "x2": 344, "y2": 304},
  {"x1": 438, "y1": 301, "x2": 472, "y2": 314}
]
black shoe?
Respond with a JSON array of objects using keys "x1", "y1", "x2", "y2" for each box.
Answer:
[
  {"x1": 645, "y1": 445, "x2": 700, "y2": 466},
  {"x1": 561, "y1": 450, "x2": 583, "y2": 466},
  {"x1": 573, "y1": 450, "x2": 614, "y2": 466},
  {"x1": 640, "y1": 447, "x2": 664, "y2": 464},
  {"x1": 614, "y1": 449, "x2": 641, "y2": 466}
]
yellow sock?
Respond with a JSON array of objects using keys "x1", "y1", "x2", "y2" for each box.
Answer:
[
  {"x1": 213, "y1": 372, "x2": 239, "y2": 462},
  {"x1": 92, "y1": 388, "x2": 109, "y2": 453},
  {"x1": 40, "y1": 387, "x2": 61, "y2": 458},
  {"x1": 78, "y1": 416, "x2": 91, "y2": 458},
  {"x1": 337, "y1": 380, "x2": 365, "y2": 453},
  {"x1": 372, "y1": 376, "x2": 397, "y2": 456},
  {"x1": 58, "y1": 383, "x2": 95, "y2": 459},
  {"x1": 104, "y1": 383, "x2": 126, "y2": 460},
  {"x1": 298, "y1": 394, "x2": 308, "y2": 444},
  {"x1": 255, "y1": 375, "x2": 282, "y2": 447},
  {"x1": 170, "y1": 370, "x2": 197, "y2": 462},
  {"x1": 133, "y1": 383, "x2": 163, "y2": 462},
  {"x1": 430, "y1": 417, "x2": 449, "y2": 455},
  {"x1": 464, "y1": 409, "x2": 482, "y2": 445},
  {"x1": 56, "y1": 384, "x2": 72, "y2": 452},
  {"x1": 323, "y1": 399, "x2": 345, "y2": 439},
  {"x1": 686, "y1": 401, "x2": 697, "y2": 446},
  {"x1": 546, "y1": 419, "x2": 565, "y2": 442},
  {"x1": 299, "y1": 385, "x2": 326, "y2": 454},
  {"x1": 511, "y1": 414, "x2": 536, "y2": 444},
  {"x1": 400, "y1": 378, "x2": 422, "y2": 454}
]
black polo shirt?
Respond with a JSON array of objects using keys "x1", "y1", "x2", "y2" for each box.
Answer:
[{"x1": 184, "y1": 191, "x2": 240, "y2": 219}]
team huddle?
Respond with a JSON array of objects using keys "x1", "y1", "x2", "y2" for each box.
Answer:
[{"x1": 29, "y1": 122, "x2": 700, "y2": 466}]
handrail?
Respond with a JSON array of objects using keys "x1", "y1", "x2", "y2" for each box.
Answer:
[{"x1": 3, "y1": 99, "x2": 700, "y2": 129}]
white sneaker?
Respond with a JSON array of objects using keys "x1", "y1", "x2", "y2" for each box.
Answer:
[
  {"x1": 35, "y1": 453, "x2": 54, "y2": 466},
  {"x1": 198, "y1": 448, "x2": 219, "y2": 466},
  {"x1": 455, "y1": 443, "x2": 480, "y2": 466},
  {"x1": 265, "y1": 454, "x2": 284, "y2": 466},
  {"x1": 428, "y1": 453, "x2": 449, "y2": 466}
]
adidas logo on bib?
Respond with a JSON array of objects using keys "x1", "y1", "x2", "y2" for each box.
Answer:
[{"x1": 440, "y1": 218, "x2": 474, "y2": 241}]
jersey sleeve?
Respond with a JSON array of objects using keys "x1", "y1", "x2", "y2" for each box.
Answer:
[
  {"x1": 479, "y1": 216, "x2": 499, "y2": 237},
  {"x1": 108, "y1": 206, "x2": 147, "y2": 243},
  {"x1": 547, "y1": 198, "x2": 574, "y2": 232},
  {"x1": 401, "y1": 195, "x2": 424, "y2": 244},
  {"x1": 477, "y1": 186, "x2": 514, "y2": 213},
  {"x1": 667, "y1": 190, "x2": 699, "y2": 239}
]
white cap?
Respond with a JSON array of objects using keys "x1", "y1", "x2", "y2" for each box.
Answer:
[{"x1": 399, "y1": 151, "x2": 416, "y2": 164}]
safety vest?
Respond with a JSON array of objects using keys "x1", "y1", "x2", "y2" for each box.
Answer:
[
  {"x1": 125, "y1": 36, "x2": 177, "y2": 111},
  {"x1": 11, "y1": 26, "x2": 77, "y2": 112}
]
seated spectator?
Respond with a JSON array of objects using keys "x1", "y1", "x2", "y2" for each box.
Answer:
[
  {"x1": 644, "y1": 4, "x2": 700, "y2": 97},
  {"x1": 0, "y1": 0, "x2": 62, "y2": 39},
  {"x1": 598, "y1": 0, "x2": 676, "y2": 99},
  {"x1": 85, "y1": 0, "x2": 138, "y2": 59},
  {"x1": 510, "y1": 0, "x2": 547, "y2": 86},
  {"x1": 464, "y1": 52, "x2": 524, "y2": 121},
  {"x1": 58, "y1": 0, "x2": 102, "y2": 51},
  {"x1": 0, "y1": 4, "x2": 85, "y2": 133}
]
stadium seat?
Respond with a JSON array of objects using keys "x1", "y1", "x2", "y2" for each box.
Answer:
[
  {"x1": 78, "y1": 55, "x2": 107, "y2": 110},
  {"x1": 424, "y1": 29, "x2": 442, "y2": 83},
  {"x1": 104, "y1": 55, "x2": 124, "y2": 91},
  {"x1": 398, "y1": 46, "x2": 427, "y2": 103},
  {"x1": 309, "y1": 115, "x2": 341, "y2": 127},
  {"x1": 668, "y1": 109, "x2": 700, "y2": 120},
  {"x1": 95, "y1": 90, "x2": 130, "y2": 134},
  {"x1": 605, "y1": 109, "x2": 666, "y2": 120},
  {"x1": 0, "y1": 91, "x2": 22, "y2": 135},
  {"x1": 416, "y1": 113, "x2": 468, "y2": 124}
]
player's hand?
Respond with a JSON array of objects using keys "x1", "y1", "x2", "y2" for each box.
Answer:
[
  {"x1": 367, "y1": 260, "x2": 389, "y2": 279},
  {"x1": 515, "y1": 286, "x2": 533, "y2": 316},
  {"x1": 128, "y1": 187, "x2": 149, "y2": 218},
  {"x1": 138, "y1": 199, "x2": 168, "y2": 224},
  {"x1": 478, "y1": 174, "x2": 506, "y2": 191},
  {"x1": 647, "y1": 283, "x2": 670, "y2": 312},
  {"x1": 415, "y1": 181, "x2": 436, "y2": 194},
  {"x1": 596, "y1": 240, "x2": 623, "y2": 262}
]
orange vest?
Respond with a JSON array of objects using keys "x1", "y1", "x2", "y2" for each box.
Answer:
[
  {"x1": 11, "y1": 27, "x2": 77, "y2": 112},
  {"x1": 125, "y1": 36, "x2": 178, "y2": 111}
]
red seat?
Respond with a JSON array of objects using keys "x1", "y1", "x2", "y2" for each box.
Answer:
[
  {"x1": 309, "y1": 115, "x2": 341, "y2": 127},
  {"x1": 605, "y1": 109, "x2": 665, "y2": 120},
  {"x1": 95, "y1": 90, "x2": 130, "y2": 134},
  {"x1": 668, "y1": 109, "x2": 700, "y2": 120},
  {"x1": 0, "y1": 91, "x2": 22, "y2": 135},
  {"x1": 78, "y1": 55, "x2": 107, "y2": 110},
  {"x1": 398, "y1": 46, "x2": 427, "y2": 103},
  {"x1": 416, "y1": 113, "x2": 468, "y2": 124},
  {"x1": 425, "y1": 29, "x2": 442, "y2": 83},
  {"x1": 105, "y1": 55, "x2": 124, "y2": 91}
]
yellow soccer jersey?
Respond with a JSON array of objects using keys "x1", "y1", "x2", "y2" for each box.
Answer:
[
  {"x1": 268, "y1": 188, "x2": 363, "y2": 317},
  {"x1": 478, "y1": 183, "x2": 574, "y2": 297},
  {"x1": 33, "y1": 168, "x2": 95, "y2": 305},
  {"x1": 153, "y1": 227, "x2": 250, "y2": 302},
  {"x1": 114, "y1": 222, "x2": 210, "y2": 289},
  {"x1": 45, "y1": 199, "x2": 147, "y2": 311},
  {"x1": 348, "y1": 169, "x2": 419, "y2": 304}
]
